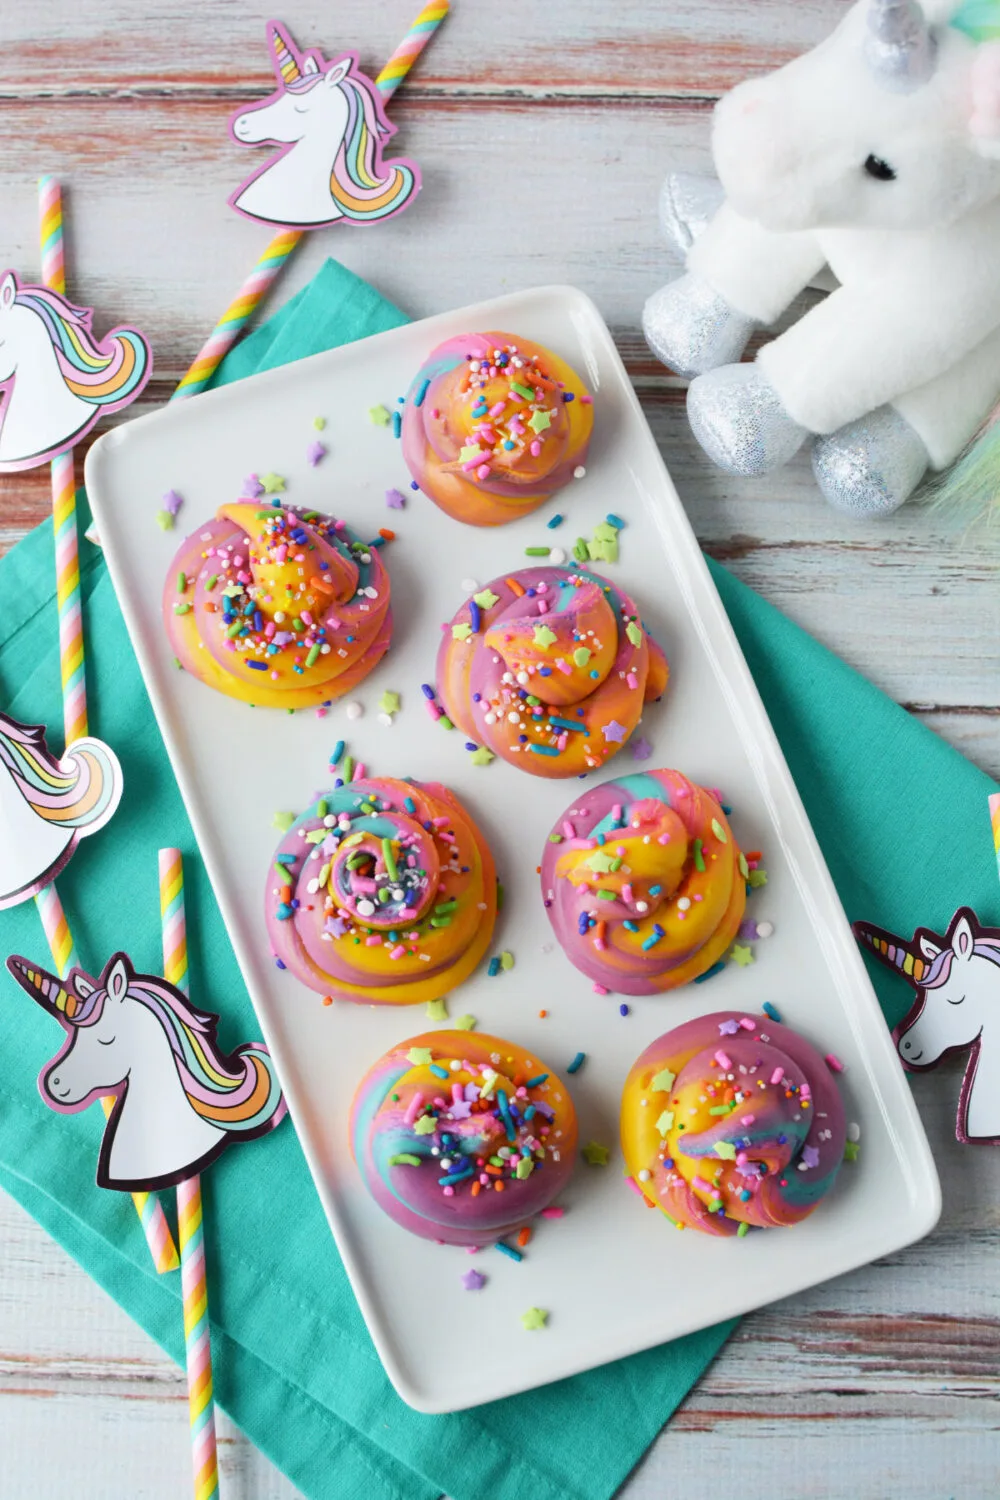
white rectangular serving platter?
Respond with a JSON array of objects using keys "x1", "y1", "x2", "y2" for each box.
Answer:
[{"x1": 86, "y1": 286, "x2": 940, "y2": 1414}]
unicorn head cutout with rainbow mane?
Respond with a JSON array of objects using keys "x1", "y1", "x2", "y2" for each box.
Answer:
[
  {"x1": 0, "y1": 271, "x2": 150, "y2": 472},
  {"x1": 0, "y1": 713, "x2": 123, "y2": 909},
  {"x1": 855, "y1": 906, "x2": 1000, "y2": 1144},
  {"x1": 5, "y1": 950, "x2": 286, "y2": 1191},
  {"x1": 228, "y1": 20, "x2": 420, "y2": 229}
]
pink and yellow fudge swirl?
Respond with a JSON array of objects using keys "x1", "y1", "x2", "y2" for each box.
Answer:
[
  {"x1": 350, "y1": 1030, "x2": 578, "y2": 1244},
  {"x1": 266, "y1": 777, "x2": 496, "y2": 1004},
  {"x1": 401, "y1": 331, "x2": 594, "y2": 526},
  {"x1": 436, "y1": 566, "x2": 668, "y2": 778},
  {"x1": 541, "y1": 770, "x2": 745, "y2": 992},
  {"x1": 621, "y1": 1011, "x2": 847, "y2": 1235},
  {"x1": 164, "y1": 501, "x2": 391, "y2": 709}
]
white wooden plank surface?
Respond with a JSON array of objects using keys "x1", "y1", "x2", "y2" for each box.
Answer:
[{"x1": 1, "y1": 0, "x2": 999, "y2": 1494}]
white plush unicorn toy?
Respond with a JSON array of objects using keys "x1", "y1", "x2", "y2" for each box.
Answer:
[{"x1": 644, "y1": 0, "x2": 1000, "y2": 515}]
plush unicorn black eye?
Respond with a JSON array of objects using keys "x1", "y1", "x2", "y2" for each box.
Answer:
[{"x1": 864, "y1": 154, "x2": 896, "y2": 182}]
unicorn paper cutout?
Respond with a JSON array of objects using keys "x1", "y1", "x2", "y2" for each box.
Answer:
[
  {"x1": 0, "y1": 713, "x2": 123, "y2": 909},
  {"x1": 855, "y1": 907, "x2": 1000, "y2": 1144},
  {"x1": 229, "y1": 21, "x2": 420, "y2": 229},
  {"x1": 5, "y1": 951, "x2": 286, "y2": 1190},
  {"x1": 0, "y1": 271, "x2": 150, "y2": 473}
]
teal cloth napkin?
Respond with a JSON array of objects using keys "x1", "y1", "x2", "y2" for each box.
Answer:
[{"x1": 0, "y1": 258, "x2": 996, "y2": 1500}]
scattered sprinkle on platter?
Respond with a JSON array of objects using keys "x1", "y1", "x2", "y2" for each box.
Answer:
[{"x1": 86, "y1": 287, "x2": 940, "y2": 1414}]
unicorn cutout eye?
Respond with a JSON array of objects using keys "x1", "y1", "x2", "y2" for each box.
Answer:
[
  {"x1": 864, "y1": 153, "x2": 897, "y2": 180},
  {"x1": 227, "y1": 19, "x2": 421, "y2": 230}
]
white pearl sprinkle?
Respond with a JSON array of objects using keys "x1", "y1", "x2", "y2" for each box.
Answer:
[
  {"x1": 377, "y1": 712, "x2": 393, "y2": 727},
  {"x1": 573, "y1": 466, "x2": 586, "y2": 479},
  {"x1": 462, "y1": 578, "x2": 479, "y2": 592},
  {"x1": 356, "y1": 899, "x2": 375, "y2": 916},
  {"x1": 549, "y1": 547, "x2": 566, "y2": 564},
  {"x1": 345, "y1": 701, "x2": 363, "y2": 720},
  {"x1": 638, "y1": 1168, "x2": 652, "y2": 1182},
  {"x1": 678, "y1": 897, "x2": 691, "y2": 911},
  {"x1": 847, "y1": 1122, "x2": 861, "y2": 1142},
  {"x1": 756, "y1": 921, "x2": 774, "y2": 938}
]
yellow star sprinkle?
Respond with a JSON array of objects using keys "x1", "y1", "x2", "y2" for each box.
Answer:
[
  {"x1": 533, "y1": 624, "x2": 557, "y2": 648},
  {"x1": 470, "y1": 748, "x2": 495, "y2": 767},
  {"x1": 425, "y1": 998, "x2": 448, "y2": 1021},
  {"x1": 413, "y1": 1115, "x2": 436, "y2": 1135},
  {"x1": 520, "y1": 1307, "x2": 548, "y2": 1331},
  {"x1": 369, "y1": 405, "x2": 391, "y2": 426},
  {"x1": 528, "y1": 409, "x2": 552, "y2": 435},
  {"x1": 271, "y1": 810, "x2": 296, "y2": 832},
  {"x1": 473, "y1": 589, "x2": 499, "y2": 609},
  {"x1": 259, "y1": 472, "x2": 285, "y2": 493},
  {"x1": 407, "y1": 1047, "x2": 433, "y2": 1066},
  {"x1": 452, "y1": 622, "x2": 473, "y2": 641},
  {"x1": 379, "y1": 690, "x2": 401, "y2": 715},
  {"x1": 454, "y1": 1013, "x2": 477, "y2": 1031},
  {"x1": 582, "y1": 1141, "x2": 610, "y2": 1167},
  {"x1": 730, "y1": 943, "x2": 754, "y2": 967},
  {"x1": 650, "y1": 1067, "x2": 676, "y2": 1093}
]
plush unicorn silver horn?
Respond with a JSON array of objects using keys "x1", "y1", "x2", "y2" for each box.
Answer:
[{"x1": 865, "y1": 0, "x2": 937, "y2": 89}]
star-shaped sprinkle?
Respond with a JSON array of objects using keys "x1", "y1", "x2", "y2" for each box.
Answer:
[
  {"x1": 379, "y1": 690, "x2": 400, "y2": 715},
  {"x1": 313, "y1": 416, "x2": 326, "y2": 431},
  {"x1": 449, "y1": 1100, "x2": 472, "y2": 1120},
  {"x1": 748, "y1": 870, "x2": 768, "y2": 888},
  {"x1": 718, "y1": 1018, "x2": 740, "y2": 1035},
  {"x1": 426, "y1": 997, "x2": 448, "y2": 1021},
  {"x1": 454, "y1": 1013, "x2": 477, "y2": 1031},
  {"x1": 651, "y1": 1067, "x2": 676, "y2": 1092},
  {"x1": 386, "y1": 488, "x2": 406, "y2": 509},
  {"x1": 655, "y1": 1111, "x2": 674, "y2": 1136},
  {"x1": 462, "y1": 1269, "x2": 486, "y2": 1291},
  {"x1": 738, "y1": 919, "x2": 759, "y2": 942},
  {"x1": 407, "y1": 1046, "x2": 433, "y2": 1066},
  {"x1": 242, "y1": 474, "x2": 264, "y2": 498},
  {"x1": 413, "y1": 1115, "x2": 436, "y2": 1135},
  {"x1": 801, "y1": 1145, "x2": 820, "y2": 1169},
  {"x1": 272, "y1": 810, "x2": 295, "y2": 832},
  {"x1": 730, "y1": 944, "x2": 754, "y2": 967},
  {"x1": 602, "y1": 720, "x2": 627, "y2": 744},
  {"x1": 520, "y1": 1307, "x2": 548, "y2": 1331},
  {"x1": 470, "y1": 748, "x2": 495, "y2": 767},
  {"x1": 452, "y1": 622, "x2": 473, "y2": 641},
  {"x1": 533, "y1": 624, "x2": 557, "y2": 648},
  {"x1": 459, "y1": 443, "x2": 484, "y2": 464},
  {"x1": 162, "y1": 489, "x2": 183, "y2": 516},
  {"x1": 714, "y1": 1141, "x2": 737, "y2": 1160},
  {"x1": 528, "y1": 408, "x2": 552, "y2": 434},
  {"x1": 306, "y1": 441, "x2": 327, "y2": 467},
  {"x1": 586, "y1": 850, "x2": 619, "y2": 873},
  {"x1": 582, "y1": 1141, "x2": 609, "y2": 1166},
  {"x1": 155, "y1": 510, "x2": 175, "y2": 530},
  {"x1": 369, "y1": 405, "x2": 391, "y2": 426},
  {"x1": 259, "y1": 472, "x2": 285, "y2": 494},
  {"x1": 325, "y1": 916, "x2": 347, "y2": 939},
  {"x1": 629, "y1": 736, "x2": 652, "y2": 761},
  {"x1": 473, "y1": 588, "x2": 499, "y2": 609}
]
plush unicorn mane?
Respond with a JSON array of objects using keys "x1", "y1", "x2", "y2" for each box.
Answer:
[
  {"x1": 0, "y1": 716, "x2": 118, "y2": 828},
  {"x1": 14, "y1": 285, "x2": 149, "y2": 408}
]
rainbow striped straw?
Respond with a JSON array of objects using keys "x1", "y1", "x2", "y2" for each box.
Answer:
[
  {"x1": 990, "y1": 793, "x2": 1000, "y2": 885},
  {"x1": 39, "y1": 177, "x2": 86, "y2": 749},
  {"x1": 172, "y1": 1, "x2": 449, "y2": 401},
  {"x1": 161, "y1": 849, "x2": 219, "y2": 1500}
]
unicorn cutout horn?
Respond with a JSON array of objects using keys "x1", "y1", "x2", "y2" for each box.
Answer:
[
  {"x1": 854, "y1": 907, "x2": 1000, "y2": 1144},
  {"x1": 0, "y1": 712, "x2": 123, "y2": 909},
  {"x1": 228, "y1": 20, "x2": 420, "y2": 229},
  {"x1": 0, "y1": 270, "x2": 150, "y2": 473},
  {"x1": 5, "y1": 950, "x2": 286, "y2": 1190}
]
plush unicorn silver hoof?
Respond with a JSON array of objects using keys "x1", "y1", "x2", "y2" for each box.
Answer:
[
  {"x1": 811, "y1": 407, "x2": 929, "y2": 516},
  {"x1": 686, "y1": 363, "x2": 809, "y2": 476},
  {"x1": 658, "y1": 173, "x2": 725, "y2": 258},
  {"x1": 643, "y1": 274, "x2": 757, "y2": 380}
]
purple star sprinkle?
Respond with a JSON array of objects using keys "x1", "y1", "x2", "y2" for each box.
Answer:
[
  {"x1": 630, "y1": 735, "x2": 652, "y2": 761},
  {"x1": 801, "y1": 1145, "x2": 820, "y2": 1170},
  {"x1": 462, "y1": 1268, "x2": 486, "y2": 1291},
  {"x1": 307, "y1": 441, "x2": 327, "y2": 467},
  {"x1": 243, "y1": 474, "x2": 264, "y2": 498},
  {"x1": 739, "y1": 919, "x2": 759, "y2": 941},
  {"x1": 325, "y1": 916, "x2": 347, "y2": 938},
  {"x1": 385, "y1": 488, "x2": 406, "y2": 510},
  {"x1": 602, "y1": 719, "x2": 627, "y2": 745},
  {"x1": 162, "y1": 489, "x2": 183, "y2": 516},
  {"x1": 718, "y1": 1019, "x2": 740, "y2": 1035},
  {"x1": 448, "y1": 1101, "x2": 472, "y2": 1120}
]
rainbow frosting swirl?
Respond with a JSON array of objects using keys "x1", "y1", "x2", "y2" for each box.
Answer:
[
  {"x1": 435, "y1": 566, "x2": 668, "y2": 778},
  {"x1": 621, "y1": 1011, "x2": 847, "y2": 1235},
  {"x1": 266, "y1": 777, "x2": 497, "y2": 1004},
  {"x1": 350, "y1": 1030, "x2": 578, "y2": 1244},
  {"x1": 401, "y1": 331, "x2": 594, "y2": 526},
  {"x1": 541, "y1": 770, "x2": 746, "y2": 992},
  {"x1": 164, "y1": 501, "x2": 391, "y2": 709}
]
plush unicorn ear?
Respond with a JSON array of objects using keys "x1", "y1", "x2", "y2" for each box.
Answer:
[
  {"x1": 0, "y1": 273, "x2": 16, "y2": 312},
  {"x1": 325, "y1": 58, "x2": 351, "y2": 87},
  {"x1": 104, "y1": 954, "x2": 133, "y2": 1002},
  {"x1": 970, "y1": 40, "x2": 1000, "y2": 156},
  {"x1": 953, "y1": 914, "x2": 976, "y2": 961},
  {"x1": 918, "y1": 935, "x2": 942, "y2": 961},
  {"x1": 303, "y1": 55, "x2": 319, "y2": 75}
]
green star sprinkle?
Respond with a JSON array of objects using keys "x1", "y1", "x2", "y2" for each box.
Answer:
[
  {"x1": 454, "y1": 1013, "x2": 477, "y2": 1031},
  {"x1": 369, "y1": 405, "x2": 391, "y2": 426},
  {"x1": 582, "y1": 1141, "x2": 610, "y2": 1167},
  {"x1": 425, "y1": 998, "x2": 448, "y2": 1021},
  {"x1": 714, "y1": 1141, "x2": 737, "y2": 1160},
  {"x1": 452, "y1": 622, "x2": 473, "y2": 641},
  {"x1": 379, "y1": 690, "x2": 401, "y2": 715},
  {"x1": 650, "y1": 1067, "x2": 676, "y2": 1093},
  {"x1": 515, "y1": 1157, "x2": 534, "y2": 1179},
  {"x1": 730, "y1": 943, "x2": 754, "y2": 967},
  {"x1": 155, "y1": 509, "x2": 175, "y2": 530},
  {"x1": 521, "y1": 1307, "x2": 548, "y2": 1332},
  {"x1": 533, "y1": 624, "x2": 557, "y2": 648},
  {"x1": 271, "y1": 810, "x2": 295, "y2": 832},
  {"x1": 586, "y1": 850, "x2": 619, "y2": 873},
  {"x1": 655, "y1": 1110, "x2": 674, "y2": 1136},
  {"x1": 407, "y1": 1047, "x2": 433, "y2": 1066},
  {"x1": 528, "y1": 408, "x2": 552, "y2": 434},
  {"x1": 471, "y1": 748, "x2": 495, "y2": 766},
  {"x1": 259, "y1": 472, "x2": 285, "y2": 493},
  {"x1": 473, "y1": 589, "x2": 499, "y2": 609},
  {"x1": 748, "y1": 870, "x2": 768, "y2": 888},
  {"x1": 459, "y1": 443, "x2": 484, "y2": 464},
  {"x1": 413, "y1": 1115, "x2": 436, "y2": 1135}
]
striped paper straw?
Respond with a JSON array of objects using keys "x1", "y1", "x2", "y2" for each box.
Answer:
[
  {"x1": 39, "y1": 177, "x2": 87, "y2": 748},
  {"x1": 33, "y1": 880, "x2": 180, "y2": 1273},
  {"x1": 172, "y1": 1, "x2": 449, "y2": 400},
  {"x1": 161, "y1": 849, "x2": 219, "y2": 1500},
  {"x1": 990, "y1": 793, "x2": 1000, "y2": 886},
  {"x1": 375, "y1": 1, "x2": 449, "y2": 101}
]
